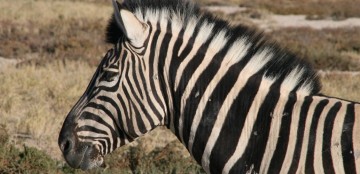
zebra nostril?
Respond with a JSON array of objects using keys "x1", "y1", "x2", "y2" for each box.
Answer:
[{"x1": 61, "y1": 139, "x2": 72, "y2": 154}]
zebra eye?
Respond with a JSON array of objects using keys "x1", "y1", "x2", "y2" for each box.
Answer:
[{"x1": 102, "y1": 71, "x2": 118, "y2": 82}]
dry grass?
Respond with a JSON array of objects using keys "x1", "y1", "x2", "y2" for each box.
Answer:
[
  {"x1": 0, "y1": 0, "x2": 111, "y2": 24},
  {"x1": 269, "y1": 27, "x2": 360, "y2": 71},
  {"x1": 0, "y1": 0, "x2": 111, "y2": 63},
  {"x1": 0, "y1": 60, "x2": 95, "y2": 158},
  {"x1": 321, "y1": 73, "x2": 360, "y2": 102}
]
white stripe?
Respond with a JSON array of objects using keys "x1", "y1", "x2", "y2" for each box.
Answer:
[
  {"x1": 128, "y1": 101, "x2": 142, "y2": 136},
  {"x1": 222, "y1": 76, "x2": 276, "y2": 174},
  {"x1": 164, "y1": 14, "x2": 183, "y2": 132},
  {"x1": 116, "y1": 91, "x2": 130, "y2": 133},
  {"x1": 141, "y1": 19, "x2": 165, "y2": 123},
  {"x1": 178, "y1": 30, "x2": 228, "y2": 143},
  {"x1": 77, "y1": 117, "x2": 114, "y2": 154},
  {"x1": 178, "y1": 17, "x2": 198, "y2": 56},
  {"x1": 187, "y1": 38, "x2": 250, "y2": 152},
  {"x1": 279, "y1": 94, "x2": 305, "y2": 173},
  {"x1": 128, "y1": 54, "x2": 145, "y2": 101},
  {"x1": 174, "y1": 21, "x2": 214, "y2": 90},
  {"x1": 313, "y1": 100, "x2": 333, "y2": 174},
  {"x1": 151, "y1": 10, "x2": 169, "y2": 124},
  {"x1": 201, "y1": 49, "x2": 273, "y2": 174},
  {"x1": 296, "y1": 98, "x2": 321, "y2": 173},
  {"x1": 122, "y1": 78, "x2": 151, "y2": 133},
  {"x1": 331, "y1": 102, "x2": 348, "y2": 173},
  {"x1": 260, "y1": 67, "x2": 305, "y2": 173}
]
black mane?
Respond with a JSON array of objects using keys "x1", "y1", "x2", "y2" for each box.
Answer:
[
  {"x1": 106, "y1": 0, "x2": 199, "y2": 44},
  {"x1": 105, "y1": 0, "x2": 321, "y2": 94}
]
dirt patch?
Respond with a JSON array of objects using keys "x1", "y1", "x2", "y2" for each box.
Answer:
[
  {"x1": 255, "y1": 15, "x2": 360, "y2": 31},
  {"x1": 205, "y1": 6, "x2": 360, "y2": 30}
]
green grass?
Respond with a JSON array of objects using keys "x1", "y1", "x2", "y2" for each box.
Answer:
[
  {"x1": 0, "y1": 123, "x2": 203, "y2": 173},
  {"x1": 0, "y1": 124, "x2": 73, "y2": 174},
  {"x1": 103, "y1": 138, "x2": 204, "y2": 174}
]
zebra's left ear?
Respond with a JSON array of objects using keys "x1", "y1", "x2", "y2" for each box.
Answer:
[{"x1": 112, "y1": 0, "x2": 148, "y2": 47}]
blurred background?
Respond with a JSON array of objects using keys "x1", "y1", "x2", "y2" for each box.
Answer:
[{"x1": 0, "y1": 0, "x2": 359, "y2": 173}]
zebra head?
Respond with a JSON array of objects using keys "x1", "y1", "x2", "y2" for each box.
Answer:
[{"x1": 58, "y1": 0, "x2": 169, "y2": 170}]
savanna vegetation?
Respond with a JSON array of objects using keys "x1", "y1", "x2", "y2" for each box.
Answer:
[{"x1": 1, "y1": 0, "x2": 360, "y2": 173}]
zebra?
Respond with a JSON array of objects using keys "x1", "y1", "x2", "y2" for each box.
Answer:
[{"x1": 58, "y1": 0, "x2": 360, "y2": 173}]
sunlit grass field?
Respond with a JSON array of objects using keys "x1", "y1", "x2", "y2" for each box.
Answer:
[{"x1": 1, "y1": 0, "x2": 360, "y2": 173}]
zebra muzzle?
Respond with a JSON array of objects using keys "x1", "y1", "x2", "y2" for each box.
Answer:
[{"x1": 59, "y1": 132, "x2": 103, "y2": 170}]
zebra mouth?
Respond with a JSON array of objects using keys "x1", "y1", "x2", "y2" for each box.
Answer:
[{"x1": 79, "y1": 145, "x2": 104, "y2": 170}]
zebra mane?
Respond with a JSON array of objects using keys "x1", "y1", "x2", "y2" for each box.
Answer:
[
  {"x1": 105, "y1": 0, "x2": 321, "y2": 94},
  {"x1": 106, "y1": 0, "x2": 199, "y2": 44}
]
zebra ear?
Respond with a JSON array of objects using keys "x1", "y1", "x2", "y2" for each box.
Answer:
[{"x1": 112, "y1": 0, "x2": 148, "y2": 47}]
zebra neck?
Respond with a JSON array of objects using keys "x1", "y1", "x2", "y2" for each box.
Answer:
[
  {"x1": 266, "y1": 94, "x2": 360, "y2": 174},
  {"x1": 168, "y1": 84, "x2": 360, "y2": 173}
]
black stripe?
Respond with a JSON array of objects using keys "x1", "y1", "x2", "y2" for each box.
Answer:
[
  {"x1": 229, "y1": 74, "x2": 283, "y2": 174},
  {"x1": 185, "y1": 34, "x2": 237, "y2": 163},
  {"x1": 177, "y1": 35, "x2": 214, "y2": 146},
  {"x1": 130, "y1": 53, "x2": 144, "y2": 100},
  {"x1": 123, "y1": 78, "x2": 154, "y2": 128},
  {"x1": 158, "y1": 21, "x2": 172, "y2": 126},
  {"x1": 167, "y1": 27, "x2": 184, "y2": 87},
  {"x1": 117, "y1": 93, "x2": 135, "y2": 139},
  {"x1": 127, "y1": 99, "x2": 136, "y2": 137},
  {"x1": 322, "y1": 102, "x2": 341, "y2": 174},
  {"x1": 342, "y1": 103, "x2": 356, "y2": 173},
  {"x1": 77, "y1": 136, "x2": 109, "y2": 155},
  {"x1": 77, "y1": 126, "x2": 108, "y2": 135},
  {"x1": 130, "y1": 100, "x2": 147, "y2": 134},
  {"x1": 129, "y1": 52, "x2": 163, "y2": 123},
  {"x1": 170, "y1": 27, "x2": 188, "y2": 138},
  {"x1": 78, "y1": 111, "x2": 118, "y2": 154},
  {"x1": 106, "y1": 48, "x2": 115, "y2": 65},
  {"x1": 122, "y1": 86, "x2": 146, "y2": 134},
  {"x1": 175, "y1": 31, "x2": 214, "y2": 96},
  {"x1": 287, "y1": 97, "x2": 313, "y2": 172},
  {"x1": 148, "y1": 22, "x2": 166, "y2": 120},
  {"x1": 169, "y1": 21, "x2": 202, "y2": 89},
  {"x1": 124, "y1": 56, "x2": 155, "y2": 128},
  {"x1": 119, "y1": 50, "x2": 128, "y2": 78},
  {"x1": 189, "y1": 33, "x2": 258, "y2": 165},
  {"x1": 124, "y1": 55, "x2": 156, "y2": 128},
  {"x1": 129, "y1": 49, "x2": 162, "y2": 123},
  {"x1": 305, "y1": 99, "x2": 329, "y2": 173},
  {"x1": 97, "y1": 95, "x2": 133, "y2": 142},
  {"x1": 86, "y1": 100, "x2": 120, "y2": 152},
  {"x1": 267, "y1": 92, "x2": 297, "y2": 173},
  {"x1": 97, "y1": 139, "x2": 108, "y2": 155}
]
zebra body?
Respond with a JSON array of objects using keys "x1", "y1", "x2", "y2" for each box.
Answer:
[{"x1": 58, "y1": 0, "x2": 360, "y2": 173}]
